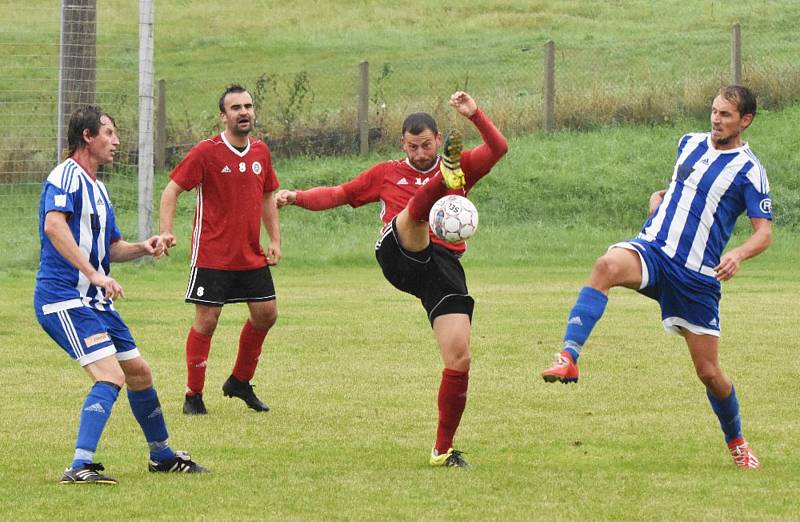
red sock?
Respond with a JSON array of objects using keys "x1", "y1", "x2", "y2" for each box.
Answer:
[
  {"x1": 407, "y1": 173, "x2": 447, "y2": 221},
  {"x1": 232, "y1": 320, "x2": 268, "y2": 383},
  {"x1": 186, "y1": 327, "x2": 212, "y2": 395},
  {"x1": 434, "y1": 368, "x2": 469, "y2": 454}
]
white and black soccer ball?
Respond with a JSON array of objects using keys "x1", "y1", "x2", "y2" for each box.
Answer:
[{"x1": 429, "y1": 195, "x2": 479, "y2": 243}]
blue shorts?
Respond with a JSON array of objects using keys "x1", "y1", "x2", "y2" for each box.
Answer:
[
  {"x1": 35, "y1": 303, "x2": 141, "y2": 366},
  {"x1": 611, "y1": 239, "x2": 722, "y2": 337}
]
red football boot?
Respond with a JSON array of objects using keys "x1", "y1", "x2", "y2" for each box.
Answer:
[
  {"x1": 727, "y1": 437, "x2": 761, "y2": 470},
  {"x1": 541, "y1": 351, "x2": 579, "y2": 383}
]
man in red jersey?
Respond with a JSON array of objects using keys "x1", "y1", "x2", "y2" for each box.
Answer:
[
  {"x1": 159, "y1": 85, "x2": 281, "y2": 415},
  {"x1": 275, "y1": 91, "x2": 508, "y2": 467}
]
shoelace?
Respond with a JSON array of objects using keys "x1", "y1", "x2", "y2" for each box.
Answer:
[
  {"x1": 730, "y1": 443, "x2": 759, "y2": 467},
  {"x1": 446, "y1": 450, "x2": 468, "y2": 466},
  {"x1": 553, "y1": 353, "x2": 572, "y2": 367}
]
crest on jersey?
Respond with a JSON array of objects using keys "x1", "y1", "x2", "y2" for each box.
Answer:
[
  {"x1": 252, "y1": 161, "x2": 262, "y2": 175},
  {"x1": 759, "y1": 198, "x2": 772, "y2": 213},
  {"x1": 54, "y1": 194, "x2": 67, "y2": 207},
  {"x1": 676, "y1": 163, "x2": 694, "y2": 181}
]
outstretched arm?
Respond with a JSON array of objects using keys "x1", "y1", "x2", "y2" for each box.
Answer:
[
  {"x1": 714, "y1": 217, "x2": 772, "y2": 281},
  {"x1": 159, "y1": 180, "x2": 185, "y2": 253},
  {"x1": 275, "y1": 186, "x2": 349, "y2": 210}
]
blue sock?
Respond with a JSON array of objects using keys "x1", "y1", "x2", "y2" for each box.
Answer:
[
  {"x1": 707, "y1": 384, "x2": 742, "y2": 443},
  {"x1": 71, "y1": 381, "x2": 119, "y2": 469},
  {"x1": 128, "y1": 387, "x2": 175, "y2": 462},
  {"x1": 563, "y1": 287, "x2": 608, "y2": 363}
]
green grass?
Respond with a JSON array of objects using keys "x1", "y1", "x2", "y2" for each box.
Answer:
[{"x1": 1, "y1": 227, "x2": 798, "y2": 520}]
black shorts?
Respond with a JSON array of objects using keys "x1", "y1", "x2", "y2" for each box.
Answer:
[
  {"x1": 375, "y1": 218, "x2": 474, "y2": 326},
  {"x1": 185, "y1": 266, "x2": 276, "y2": 306}
]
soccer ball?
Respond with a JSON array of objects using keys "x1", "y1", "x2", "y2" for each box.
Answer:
[{"x1": 429, "y1": 195, "x2": 479, "y2": 243}]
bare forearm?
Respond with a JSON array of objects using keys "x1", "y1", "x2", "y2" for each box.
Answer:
[
  {"x1": 109, "y1": 240, "x2": 150, "y2": 262},
  {"x1": 730, "y1": 223, "x2": 771, "y2": 261},
  {"x1": 262, "y1": 196, "x2": 281, "y2": 243}
]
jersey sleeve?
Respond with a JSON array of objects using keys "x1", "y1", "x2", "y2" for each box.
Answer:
[
  {"x1": 740, "y1": 163, "x2": 772, "y2": 220},
  {"x1": 170, "y1": 143, "x2": 207, "y2": 191},
  {"x1": 340, "y1": 163, "x2": 386, "y2": 207},
  {"x1": 262, "y1": 146, "x2": 279, "y2": 193},
  {"x1": 461, "y1": 109, "x2": 508, "y2": 190},
  {"x1": 42, "y1": 182, "x2": 77, "y2": 216}
]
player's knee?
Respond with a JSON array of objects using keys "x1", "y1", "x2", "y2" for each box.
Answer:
[
  {"x1": 693, "y1": 363, "x2": 721, "y2": 387},
  {"x1": 590, "y1": 255, "x2": 624, "y2": 288},
  {"x1": 446, "y1": 347, "x2": 471, "y2": 372},
  {"x1": 252, "y1": 308, "x2": 277, "y2": 331},
  {"x1": 194, "y1": 316, "x2": 220, "y2": 336},
  {"x1": 124, "y1": 359, "x2": 153, "y2": 389}
]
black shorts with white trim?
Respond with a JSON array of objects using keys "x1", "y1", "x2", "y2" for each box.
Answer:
[
  {"x1": 185, "y1": 266, "x2": 276, "y2": 306},
  {"x1": 375, "y1": 217, "x2": 474, "y2": 325}
]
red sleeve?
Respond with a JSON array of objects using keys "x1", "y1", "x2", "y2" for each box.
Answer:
[
  {"x1": 339, "y1": 163, "x2": 386, "y2": 207},
  {"x1": 262, "y1": 145, "x2": 279, "y2": 193},
  {"x1": 295, "y1": 186, "x2": 349, "y2": 210},
  {"x1": 170, "y1": 142, "x2": 207, "y2": 190},
  {"x1": 461, "y1": 109, "x2": 508, "y2": 190}
]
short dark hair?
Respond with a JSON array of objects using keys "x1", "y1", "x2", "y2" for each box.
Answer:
[
  {"x1": 67, "y1": 105, "x2": 115, "y2": 157},
  {"x1": 719, "y1": 85, "x2": 757, "y2": 118},
  {"x1": 401, "y1": 112, "x2": 438, "y2": 136},
  {"x1": 219, "y1": 84, "x2": 249, "y2": 112}
]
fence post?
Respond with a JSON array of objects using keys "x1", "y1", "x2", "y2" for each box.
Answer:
[
  {"x1": 731, "y1": 23, "x2": 742, "y2": 85},
  {"x1": 358, "y1": 60, "x2": 369, "y2": 155},
  {"x1": 138, "y1": 0, "x2": 155, "y2": 242},
  {"x1": 57, "y1": 0, "x2": 97, "y2": 161},
  {"x1": 155, "y1": 79, "x2": 166, "y2": 170},
  {"x1": 543, "y1": 40, "x2": 555, "y2": 132}
]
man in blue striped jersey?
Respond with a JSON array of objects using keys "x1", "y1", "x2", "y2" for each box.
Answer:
[
  {"x1": 35, "y1": 106, "x2": 206, "y2": 484},
  {"x1": 541, "y1": 85, "x2": 771, "y2": 470}
]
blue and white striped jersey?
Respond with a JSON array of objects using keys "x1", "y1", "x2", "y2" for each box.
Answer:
[
  {"x1": 34, "y1": 158, "x2": 122, "y2": 314},
  {"x1": 639, "y1": 133, "x2": 772, "y2": 277}
]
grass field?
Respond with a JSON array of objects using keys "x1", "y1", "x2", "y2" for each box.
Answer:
[
  {"x1": 3, "y1": 2, "x2": 800, "y2": 518},
  {"x1": 1, "y1": 225, "x2": 799, "y2": 520}
]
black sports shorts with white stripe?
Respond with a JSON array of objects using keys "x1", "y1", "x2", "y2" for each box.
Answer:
[
  {"x1": 185, "y1": 266, "x2": 276, "y2": 306},
  {"x1": 375, "y1": 217, "x2": 474, "y2": 326}
]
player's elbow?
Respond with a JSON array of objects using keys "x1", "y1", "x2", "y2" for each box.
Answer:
[{"x1": 495, "y1": 137, "x2": 509, "y2": 158}]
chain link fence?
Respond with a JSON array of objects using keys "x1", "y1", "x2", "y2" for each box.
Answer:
[{"x1": 2, "y1": 1, "x2": 799, "y2": 269}]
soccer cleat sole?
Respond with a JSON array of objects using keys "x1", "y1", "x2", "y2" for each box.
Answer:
[
  {"x1": 542, "y1": 374, "x2": 578, "y2": 384},
  {"x1": 59, "y1": 478, "x2": 118, "y2": 485}
]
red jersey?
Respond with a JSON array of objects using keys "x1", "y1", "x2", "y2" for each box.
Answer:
[
  {"x1": 340, "y1": 109, "x2": 506, "y2": 253},
  {"x1": 170, "y1": 133, "x2": 279, "y2": 270}
]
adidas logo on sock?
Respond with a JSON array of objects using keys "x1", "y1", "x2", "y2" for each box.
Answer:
[
  {"x1": 147, "y1": 407, "x2": 163, "y2": 419},
  {"x1": 567, "y1": 316, "x2": 583, "y2": 326},
  {"x1": 84, "y1": 402, "x2": 106, "y2": 414}
]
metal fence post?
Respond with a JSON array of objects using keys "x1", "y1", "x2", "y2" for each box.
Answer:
[
  {"x1": 138, "y1": 0, "x2": 155, "y2": 241},
  {"x1": 358, "y1": 60, "x2": 369, "y2": 155},
  {"x1": 155, "y1": 79, "x2": 166, "y2": 170},
  {"x1": 731, "y1": 23, "x2": 742, "y2": 85},
  {"x1": 543, "y1": 40, "x2": 555, "y2": 132}
]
